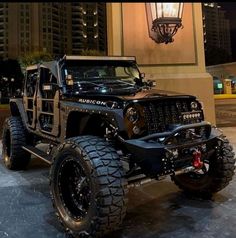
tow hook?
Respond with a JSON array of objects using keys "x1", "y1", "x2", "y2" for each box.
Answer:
[{"x1": 192, "y1": 150, "x2": 203, "y2": 169}]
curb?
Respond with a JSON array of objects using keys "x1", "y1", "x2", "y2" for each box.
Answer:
[{"x1": 214, "y1": 94, "x2": 236, "y2": 99}]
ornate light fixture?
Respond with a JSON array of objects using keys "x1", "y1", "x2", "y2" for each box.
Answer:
[{"x1": 145, "y1": 3, "x2": 184, "y2": 44}]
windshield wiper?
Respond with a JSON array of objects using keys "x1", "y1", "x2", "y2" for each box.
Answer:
[
  {"x1": 76, "y1": 81, "x2": 108, "y2": 89},
  {"x1": 72, "y1": 79, "x2": 141, "y2": 95}
]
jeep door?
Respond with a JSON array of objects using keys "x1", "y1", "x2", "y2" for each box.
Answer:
[
  {"x1": 36, "y1": 66, "x2": 60, "y2": 137},
  {"x1": 23, "y1": 66, "x2": 38, "y2": 129}
]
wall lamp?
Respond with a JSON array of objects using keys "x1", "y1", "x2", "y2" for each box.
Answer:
[{"x1": 146, "y1": 3, "x2": 184, "y2": 44}]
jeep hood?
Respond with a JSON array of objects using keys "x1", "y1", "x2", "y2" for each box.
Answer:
[
  {"x1": 64, "y1": 88, "x2": 196, "y2": 106},
  {"x1": 118, "y1": 88, "x2": 196, "y2": 101}
]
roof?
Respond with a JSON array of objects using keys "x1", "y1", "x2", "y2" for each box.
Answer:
[
  {"x1": 24, "y1": 55, "x2": 137, "y2": 78},
  {"x1": 64, "y1": 55, "x2": 136, "y2": 61},
  {"x1": 26, "y1": 61, "x2": 58, "y2": 78}
]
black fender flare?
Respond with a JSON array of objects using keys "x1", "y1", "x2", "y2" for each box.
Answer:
[{"x1": 9, "y1": 99, "x2": 29, "y2": 130}]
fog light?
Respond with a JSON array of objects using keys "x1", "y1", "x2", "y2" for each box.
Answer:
[{"x1": 133, "y1": 125, "x2": 141, "y2": 134}]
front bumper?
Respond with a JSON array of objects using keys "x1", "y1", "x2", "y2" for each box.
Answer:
[{"x1": 124, "y1": 121, "x2": 221, "y2": 178}]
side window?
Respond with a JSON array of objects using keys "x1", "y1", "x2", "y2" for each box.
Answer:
[
  {"x1": 39, "y1": 67, "x2": 58, "y2": 99},
  {"x1": 25, "y1": 69, "x2": 38, "y2": 97}
]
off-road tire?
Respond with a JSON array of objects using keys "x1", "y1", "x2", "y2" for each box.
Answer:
[
  {"x1": 2, "y1": 116, "x2": 31, "y2": 170},
  {"x1": 49, "y1": 136, "x2": 128, "y2": 238},
  {"x1": 172, "y1": 135, "x2": 235, "y2": 198}
]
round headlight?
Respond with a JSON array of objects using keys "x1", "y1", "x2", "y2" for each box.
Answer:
[
  {"x1": 126, "y1": 107, "x2": 139, "y2": 123},
  {"x1": 191, "y1": 101, "x2": 198, "y2": 110}
]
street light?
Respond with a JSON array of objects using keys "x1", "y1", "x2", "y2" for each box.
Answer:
[{"x1": 145, "y1": 3, "x2": 184, "y2": 44}]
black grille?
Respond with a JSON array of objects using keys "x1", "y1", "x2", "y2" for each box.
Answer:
[{"x1": 142, "y1": 100, "x2": 201, "y2": 134}]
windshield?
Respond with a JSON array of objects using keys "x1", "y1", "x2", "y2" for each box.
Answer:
[{"x1": 62, "y1": 60, "x2": 142, "y2": 95}]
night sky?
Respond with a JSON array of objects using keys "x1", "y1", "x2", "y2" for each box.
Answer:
[{"x1": 218, "y1": 2, "x2": 236, "y2": 61}]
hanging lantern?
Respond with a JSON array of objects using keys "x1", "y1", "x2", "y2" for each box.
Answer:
[{"x1": 146, "y1": 3, "x2": 184, "y2": 44}]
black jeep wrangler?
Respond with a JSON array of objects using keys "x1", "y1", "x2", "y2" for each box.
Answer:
[{"x1": 2, "y1": 55, "x2": 235, "y2": 237}]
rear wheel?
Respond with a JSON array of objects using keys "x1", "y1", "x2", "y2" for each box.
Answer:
[
  {"x1": 172, "y1": 135, "x2": 235, "y2": 198},
  {"x1": 2, "y1": 116, "x2": 31, "y2": 170},
  {"x1": 50, "y1": 136, "x2": 127, "y2": 238}
]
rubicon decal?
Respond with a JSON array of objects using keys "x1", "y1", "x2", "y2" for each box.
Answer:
[{"x1": 78, "y1": 99, "x2": 107, "y2": 106}]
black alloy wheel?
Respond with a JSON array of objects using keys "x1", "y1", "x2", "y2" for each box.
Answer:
[{"x1": 57, "y1": 157, "x2": 92, "y2": 221}]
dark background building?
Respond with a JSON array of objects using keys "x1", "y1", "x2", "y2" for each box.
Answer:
[
  {"x1": 218, "y1": 2, "x2": 236, "y2": 62},
  {"x1": 202, "y1": 3, "x2": 232, "y2": 66},
  {"x1": 71, "y1": 3, "x2": 107, "y2": 55},
  {"x1": 0, "y1": 2, "x2": 107, "y2": 59}
]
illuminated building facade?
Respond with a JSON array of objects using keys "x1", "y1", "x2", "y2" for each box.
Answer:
[{"x1": 0, "y1": 2, "x2": 107, "y2": 59}]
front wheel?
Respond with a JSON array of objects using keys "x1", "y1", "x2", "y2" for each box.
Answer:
[
  {"x1": 172, "y1": 135, "x2": 235, "y2": 198},
  {"x1": 49, "y1": 136, "x2": 128, "y2": 238}
]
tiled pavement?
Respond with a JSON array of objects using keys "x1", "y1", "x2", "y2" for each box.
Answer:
[{"x1": 1, "y1": 128, "x2": 236, "y2": 238}]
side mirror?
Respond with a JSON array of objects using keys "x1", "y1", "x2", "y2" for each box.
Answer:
[
  {"x1": 66, "y1": 74, "x2": 74, "y2": 86},
  {"x1": 134, "y1": 77, "x2": 143, "y2": 87}
]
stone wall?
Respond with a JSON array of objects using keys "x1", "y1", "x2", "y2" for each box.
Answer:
[{"x1": 0, "y1": 108, "x2": 10, "y2": 138}]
